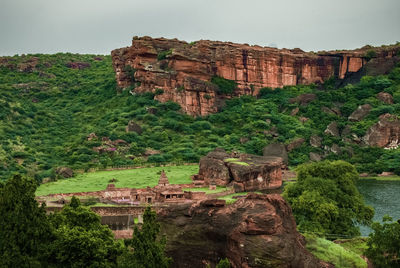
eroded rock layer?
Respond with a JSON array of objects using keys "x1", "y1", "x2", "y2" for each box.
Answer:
[
  {"x1": 112, "y1": 36, "x2": 399, "y2": 115},
  {"x1": 158, "y1": 194, "x2": 329, "y2": 268},
  {"x1": 193, "y1": 148, "x2": 282, "y2": 192}
]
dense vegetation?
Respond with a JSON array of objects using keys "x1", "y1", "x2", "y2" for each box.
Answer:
[
  {"x1": 0, "y1": 175, "x2": 169, "y2": 267},
  {"x1": 1, "y1": 53, "x2": 400, "y2": 183},
  {"x1": 365, "y1": 216, "x2": 400, "y2": 267},
  {"x1": 283, "y1": 160, "x2": 374, "y2": 238}
]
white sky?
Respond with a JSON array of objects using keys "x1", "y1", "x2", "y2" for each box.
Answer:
[{"x1": 0, "y1": 0, "x2": 399, "y2": 55}]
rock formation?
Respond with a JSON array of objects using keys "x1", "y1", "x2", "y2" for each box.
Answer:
[
  {"x1": 363, "y1": 113, "x2": 400, "y2": 148},
  {"x1": 263, "y1": 143, "x2": 288, "y2": 165},
  {"x1": 348, "y1": 104, "x2": 372, "y2": 122},
  {"x1": 111, "y1": 36, "x2": 400, "y2": 115},
  {"x1": 158, "y1": 194, "x2": 329, "y2": 268},
  {"x1": 193, "y1": 148, "x2": 282, "y2": 192}
]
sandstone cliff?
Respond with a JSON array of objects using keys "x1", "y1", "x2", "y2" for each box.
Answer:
[
  {"x1": 111, "y1": 36, "x2": 399, "y2": 115},
  {"x1": 158, "y1": 194, "x2": 330, "y2": 268}
]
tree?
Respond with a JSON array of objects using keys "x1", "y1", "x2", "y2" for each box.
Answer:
[
  {"x1": 216, "y1": 258, "x2": 231, "y2": 268},
  {"x1": 283, "y1": 160, "x2": 374, "y2": 238},
  {"x1": 0, "y1": 174, "x2": 53, "y2": 267},
  {"x1": 118, "y1": 206, "x2": 171, "y2": 268},
  {"x1": 48, "y1": 196, "x2": 122, "y2": 267},
  {"x1": 365, "y1": 216, "x2": 400, "y2": 268}
]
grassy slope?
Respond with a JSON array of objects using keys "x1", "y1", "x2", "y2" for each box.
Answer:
[
  {"x1": 36, "y1": 165, "x2": 198, "y2": 196},
  {"x1": 304, "y1": 234, "x2": 367, "y2": 268}
]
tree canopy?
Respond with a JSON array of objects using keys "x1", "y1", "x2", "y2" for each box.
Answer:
[
  {"x1": 365, "y1": 216, "x2": 400, "y2": 268},
  {"x1": 118, "y1": 206, "x2": 171, "y2": 268},
  {"x1": 48, "y1": 196, "x2": 123, "y2": 267},
  {"x1": 283, "y1": 160, "x2": 374, "y2": 238},
  {"x1": 0, "y1": 175, "x2": 53, "y2": 267}
]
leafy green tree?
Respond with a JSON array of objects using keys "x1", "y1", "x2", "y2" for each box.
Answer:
[
  {"x1": 48, "y1": 196, "x2": 122, "y2": 267},
  {"x1": 118, "y1": 206, "x2": 171, "y2": 268},
  {"x1": 283, "y1": 160, "x2": 374, "y2": 238},
  {"x1": 216, "y1": 258, "x2": 231, "y2": 268},
  {"x1": 365, "y1": 216, "x2": 400, "y2": 268},
  {"x1": 0, "y1": 174, "x2": 53, "y2": 267}
]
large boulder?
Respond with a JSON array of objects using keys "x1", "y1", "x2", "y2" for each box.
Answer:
[
  {"x1": 289, "y1": 93, "x2": 317, "y2": 106},
  {"x1": 348, "y1": 104, "x2": 372, "y2": 122},
  {"x1": 126, "y1": 120, "x2": 143, "y2": 134},
  {"x1": 263, "y1": 143, "x2": 288, "y2": 165},
  {"x1": 377, "y1": 92, "x2": 393, "y2": 104},
  {"x1": 197, "y1": 148, "x2": 231, "y2": 186},
  {"x1": 196, "y1": 148, "x2": 283, "y2": 191},
  {"x1": 158, "y1": 194, "x2": 328, "y2": 268},
  {"x1": 286, "y1": 138, "x2": 305, "y2": 152},
  {"x1": 309, "y1": 135, "x2": 322, "y2": 148},
  {"x1": 363, "y1": 113, "x2": 400, "y2": 148},
  {"x1": 324, "y1": 121, "x2": 340, "y2": 137},
  {"x1": 55, "y1": 167, "x2": 74, "y2": 178}
]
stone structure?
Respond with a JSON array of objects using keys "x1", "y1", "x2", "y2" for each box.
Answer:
[
  {"x1": 158, "y1": 193, "x2": 330, "y2": 268},
  {"x1": 112, "y1": 36, "x2": 400, "y2": 116},
  {"x1": 193, "y1": 148, "x2": 283, "y2": 192}
]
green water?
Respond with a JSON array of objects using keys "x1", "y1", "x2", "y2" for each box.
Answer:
[{"x1": 357, "y1": 179, "x2": 400, "y2": 236}]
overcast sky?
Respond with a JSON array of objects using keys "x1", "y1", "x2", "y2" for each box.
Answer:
[{"x1": 1, "y1": 0, "x2": 399, "y2": 56}]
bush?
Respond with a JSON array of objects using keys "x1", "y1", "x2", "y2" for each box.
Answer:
[
  {"x1": 211, "y1": 76, "x2": 237, "y2": 94},
  {"x1": 365, "y1": 216, "x2": 400, "y2": 268}
]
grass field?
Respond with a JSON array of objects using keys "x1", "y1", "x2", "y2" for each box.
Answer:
[
  {"x1": 36, "y1": 165, "x2": 199, "y2": 196},
  {"x1": 359, "y1": 175, "x2": 400, "y2": 181},
  {"x1": 304, "y1": 234, "x2": 367, "y2": 268},
  {"x1": 185, "y1": 186, "x2": 228, "y2": 194}
]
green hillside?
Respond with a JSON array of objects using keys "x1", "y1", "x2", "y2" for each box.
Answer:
[{"x1": 1, "y1": 53, "x2": 400, "y2": 182}]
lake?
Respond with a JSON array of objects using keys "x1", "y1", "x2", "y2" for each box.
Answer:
[{"x1": 357, "y1": 179, "x2": 400, "y2": 236}]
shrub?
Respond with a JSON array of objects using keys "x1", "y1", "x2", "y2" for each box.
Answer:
[
  {"x1": 157, "y1": 49, "x2": 172, "y2": 61},
  {"x1": 211, "y1": 76, "x2": 237, "y2": 94}
]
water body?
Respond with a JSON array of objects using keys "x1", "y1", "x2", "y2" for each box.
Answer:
[{"x1": 357, "y1": 179, "x2": 400, "y2": 236}]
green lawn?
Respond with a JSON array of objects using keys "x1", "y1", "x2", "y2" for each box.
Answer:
[
  {"x1": 359, "y1": 175, "x2": 400, "y2": 181},
  {"x1": 185, "y1": 186, "x2": 228, "y2": 194},
  {"x1": 36, "y1": 165, "x2": 199, "y2": 196}
]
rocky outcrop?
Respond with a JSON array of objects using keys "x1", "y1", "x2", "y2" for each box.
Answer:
[
  {"x1": 194, "y1": 148, "x2": 283, "y2": 192},
  {"x1": 377, "y1": 92, "x2": 393, "y2": 104},
  {"x1": 348, "y1": 104, "x2": 372, "y2": 122},
  {"x1": 126, "y1": 120, "x2": 142, "y2": 134},
  {"x1": 289, "y1": 93, "x2": 317, "y2": 106},
  {"x1": 55, "y1": 167, "x2": 74, "y2": 178},
  {"x1": 324, "y1": 121, "x2": 340, "y2": 137},
  {"x1": 263, "y1": 143, "x2": 288, "y2": 165},
  {"x1": 286, "y1": 138, "x2": 305, "y2": 152},
  {"x1": 363, "y1": 113, "x2": 400, "y2": 149},
  {"x1": 66, "y1": 62, "x2": 90, "y2": 69},
  {"x1": 158, "y1": 194, "x2": 328, "y2": 268},
  {"x1": 112, "y1": 36, "x2": 400, "y2": 116}
]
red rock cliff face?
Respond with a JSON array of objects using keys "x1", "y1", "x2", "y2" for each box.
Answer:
[{"x1": 111, "y1": 36, "x2": 398, "y2": 116}]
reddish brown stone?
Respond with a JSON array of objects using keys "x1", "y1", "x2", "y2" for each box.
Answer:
[
  {"x1": 112, "y1": 37, "x2": 399, "y2": 116},
  {"x1": 158, "y1": 194, "x2": 330, "y2": 268},
  {"x1": 363, "y1": 113, "x2": 400, "y2": 148},
  {"x1": 195, "y1": 148, "x2": 283, "y2": 191}
]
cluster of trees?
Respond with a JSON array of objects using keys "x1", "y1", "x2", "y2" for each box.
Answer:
[
  {"x1": 283, "y1": 160, "x2": 374, "y2": 238},
  {"x1": 0, "y1": 175, "x2": 171, "y2": 267},
  {"x1": 283, "y1": 160, "x2": 400, "y2": 267}
]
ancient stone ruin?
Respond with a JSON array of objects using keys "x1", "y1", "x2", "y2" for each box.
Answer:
[
  {"x1": 192, "y1": 148, "x2": 283, "y2": 192},
  {"x1": 112, "y1": 36, "x2": 399, "y2": 116}
]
